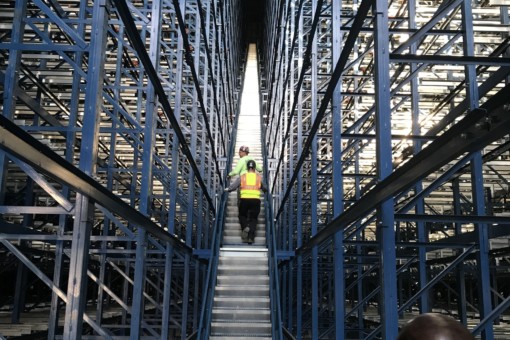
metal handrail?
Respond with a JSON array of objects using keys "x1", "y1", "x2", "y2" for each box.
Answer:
[
  {"x1": 195, "y1": 190, "x2": 228, "y2": 339},
  {"x1": 259, "y1": 47, "x2": 284, "y2": 340},
  {"x1": 195, "y1": 47, "x2": 248, "y2": 339},
  {"x1": 263, "y1": 188, "x2": 284, "y2": 340}
]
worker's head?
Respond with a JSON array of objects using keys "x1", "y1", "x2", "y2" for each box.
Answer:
[
  {"x1": 397, "y1": 313, "x2": 474, "y2": 340},
  {"x1": 247, "y1": 160, "x2": 256, "y2": 171},
  {"x1": 239, "y1": 145, "x2": 249, "y2": 155}
]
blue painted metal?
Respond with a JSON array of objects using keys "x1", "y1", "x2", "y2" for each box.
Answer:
[
  {"x1": 473, "y1": 296, "x2": 510, "y2": 336},
  {"x1": 181, "y1": 34, "x2": 198, "y2": 337},
  {"x1": 310, "y1": 1, "x2": 321, "y2": 338},
  {"x1": 472, "y1": 153, "x2": 495, "y2": 340},
  {"x1": 2, "y1": 0, "x2": 510, "y2": 338},
  {"x1": 0, "y1": 0, "x2": 27, "y2": 209},
  {"x1": 461, "y1": 1, "x2": 494, "y2": 337},
  {"x1": 366, "y1": 245, "x2": 477, "y2": 338},
  {"x1": 260, "y1": 0, "x2": 510, "y2": 338},
  {"x1": 331, "y1": 0, "x2": 345, "y2": 338},
  {"x1": 296, "y1": 42, "x2": 304, "y2": 338},
  {"x1": 63, "y1": 195, "x2": 95, "y2": 337},
  {"x1": 63, "y1": 0, "x2": 109, "y2": 336},
  {"x1": 452, "y1": 179, "x2": 468, "y2": 325},
  {"x1": 373, "y1": 0, "x2": 399, "y2": 337},
  {"x1": 0, "y1": 239, "x2": 112, "y2": 337},
  {"x1": 295, "y1": 98, "x2": 510, "y2": 252},
  {"x1": 261, "y1": 100, "x2": 284, "y2": 340},
  {"x1": 196, "y1": 79, "x2": 240, "y2": 338},
  {"x1": 0, "y1": 0, "x2": 241, "y2": 337}
]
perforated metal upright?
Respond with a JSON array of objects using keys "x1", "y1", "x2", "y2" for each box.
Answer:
[
  {"x1": 259, "y1": 0, "x2": 510, "y2": 338},
  {"x1": 0, "y1": 0, "x2": 243, "y2": 337}
]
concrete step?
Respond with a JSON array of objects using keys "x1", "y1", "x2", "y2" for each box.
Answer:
[
  {"x1": 217, "y1": 264, "x2": 269, "y2": 276},
  {"x1": 222, "y1": 236, "x2": 266, "y2": 245},
  {"x1": 219, "y1": 256, "x2": 267, "y2": 266},
  {"x1": 223, "y1": 229, "x2": 265, "y2": 237},
  {"x1": 225, "y1": 216, "x2": 264, "y2": 224},
  {"x1": 213, "y1": 296, "x2": 270, "y2": 309},
  {"x1": 216, "y1": 274, "x2": 269, "y2": 286},
  {"x1": 212, "y1": 308, "x2": 270, "y2": 321},
  {"x1": 224, "y1": 222, "x2": 264, "y2": 230},
  {"x1": 215, "y1": 285, "x2": 269, "y2": 297},
  {"x1": 210, "y1": 321, "x2": 271, "y2": 337}
]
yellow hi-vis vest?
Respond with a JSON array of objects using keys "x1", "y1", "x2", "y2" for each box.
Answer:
[{"x1": 240, "y1": 172, "x2": 262, "y2": 199}]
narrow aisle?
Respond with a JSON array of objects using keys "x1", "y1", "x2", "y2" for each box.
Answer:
[
  {"x1": 210, "y1": 44, "x2": 271, "y2": 339},
  {"x1": 224, "y1": 42, "x2": 265, "y2": 248},
  {"x1": 234, "y1": 43, "x2": 262, "y2": 165}
]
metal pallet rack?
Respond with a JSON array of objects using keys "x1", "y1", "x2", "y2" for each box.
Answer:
[
  {"x1": 260, "y1": 0, "x2": 510, "y2": 338},
  {"x1": 0, "y1": 0, "x2": 243, "y2": 338},
  {"x1": 2, "y1": 0, "x2": 510, "y2": 338}
]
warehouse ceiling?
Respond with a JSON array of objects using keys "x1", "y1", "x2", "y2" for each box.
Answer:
[{"x1": 242, "y1": 0, "x2": 266, "y2": 42}]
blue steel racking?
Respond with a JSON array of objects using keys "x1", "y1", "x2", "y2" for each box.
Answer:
[
  {"x1": 0, "y1": 0, "x2": 243, "y2": 337},
  {"x1": 261, "y1": 0, "x2": 510, "y2": 339},
  {"x1": 1, "y1": 0, "x2": 510, "y2": 339}
]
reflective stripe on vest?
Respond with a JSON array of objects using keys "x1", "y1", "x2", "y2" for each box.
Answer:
[{"x1": 240, "y1": 172, "x2": 261, "y2": 199}]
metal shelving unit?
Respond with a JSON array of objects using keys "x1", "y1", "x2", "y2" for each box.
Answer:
[
  {"x1": 260, "y1": 0, "x2": 510, "y2": 338},
  {"x1": 0, "y1": 0, "x2": 242, "y2": 338},
  {"x1": 1, "y1": 0, "x2": 510, "y2": 339}
]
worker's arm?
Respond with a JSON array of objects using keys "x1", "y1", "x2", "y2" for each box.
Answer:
[
  {"x1": 260, "y1": 180, "x2": 268, "y2": 193},
  {"x1": 228, "y1": 158, "x2": 246, "y2": 177},
  {"x1": 225, "y1": 177, "x2": 241, "y2": 192}
]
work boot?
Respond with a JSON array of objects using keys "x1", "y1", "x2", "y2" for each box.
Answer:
[
  {"x1": 241, "y1": 227, "x2": 249, "y2": 242},
  {"x1": 248, "y1": 238, "x2": 254, "y2": 245}
]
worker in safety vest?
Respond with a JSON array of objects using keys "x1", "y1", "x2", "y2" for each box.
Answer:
[
  {"x1": 397, "y1": 313, "x2": 474, "y2": 340},
  {"x1": 225, "y1": 160, "x2": 266, "y2": 244}
]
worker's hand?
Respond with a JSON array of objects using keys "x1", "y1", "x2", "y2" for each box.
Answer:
[{"x1": 224, "y1": 188, "x2": 229, "y2": 193}]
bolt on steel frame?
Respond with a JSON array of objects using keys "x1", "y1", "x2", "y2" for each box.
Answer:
[
  {"x1": 259, "y1": 0, "x2": 510, "y2": 339},
  {"x1": 0, "y1": 0, "x2": 244, "y2": 338}
]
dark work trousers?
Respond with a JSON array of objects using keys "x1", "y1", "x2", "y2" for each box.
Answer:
[{"x1": 238, "y1": 198, "x2": 261, "y2": 240}]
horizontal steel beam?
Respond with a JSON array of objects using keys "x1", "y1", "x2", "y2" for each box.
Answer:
[
  {"x1": 297, "y1": 83, "x2": 510, "y2": 255},
  {"x1": 396, "y1": 214, "x2": 510, "y2": 224},
  {"x1": 390, "y1": 54, "x2": 510, "y2": 66},
  {"x1": 0, "y1": 115, "x2": 193, "y2": 257}
]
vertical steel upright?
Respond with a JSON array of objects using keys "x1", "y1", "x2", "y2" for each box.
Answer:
[
  {"x1": 331, "y1": 0, "x2": 345, "y2": 337},
  {"x1": 64, "y1": 0, "x2": 109, "y2": 336},
  {"x1": 259, "y1": 0, "x2": 510, "y2": 338},
  {"x1": 0, "y1": 0, "x2": 243, "y2": 337}
]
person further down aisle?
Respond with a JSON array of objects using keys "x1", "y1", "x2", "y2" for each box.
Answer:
[{"x1": 225, "y1": 160, "x2": 267, "y2": 244}]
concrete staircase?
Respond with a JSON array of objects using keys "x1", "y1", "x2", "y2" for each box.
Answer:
[
  {"x1": 209, "y1": 43, "x2": 271, "y2": 339},
  {"x1": 210, "y1": 192, "x2": 270, "y2": 339},
  {"x1": 210, "y1": 247, "x2": 271, "y2": 339}
]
